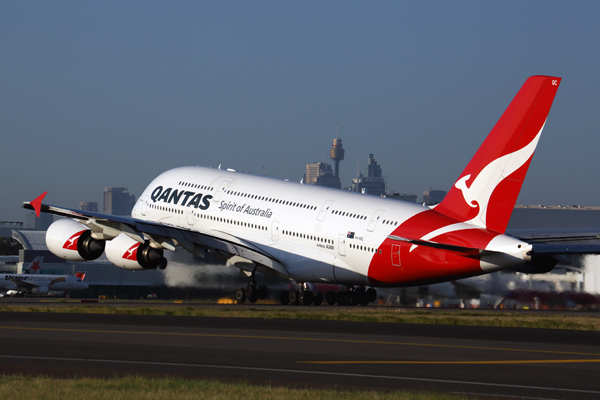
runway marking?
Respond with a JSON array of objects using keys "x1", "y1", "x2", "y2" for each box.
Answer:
[
  {"x1": 1, "y1": 354, "x2": 599, "y2": 396},
  {"x1": 301, "y1": 359, "x2": 600, "y2": 364},
  {"x1": 453, "y1": 392, "x2": 561, "y2": 400},
  {"x1": 1, "y1": 325, "x2": 599, "y2": 357}
]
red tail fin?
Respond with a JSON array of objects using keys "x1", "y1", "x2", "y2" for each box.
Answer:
[
  {"x1": 75, "y1": 272, "x2": 86, "y2": 280},
  {"x1": 434, "y1": 76, "x2": 561, "y2": 233}
]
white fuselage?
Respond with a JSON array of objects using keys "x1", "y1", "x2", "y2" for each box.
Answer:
[{"x1": 131, "y1": 166, "x2": 528, "y2": 287}]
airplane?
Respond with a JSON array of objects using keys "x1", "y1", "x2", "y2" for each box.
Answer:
[
  {"x1": 0, "y1": 257, "x2": 88, "y2": 296},
  {"x1": 23, "y1": 75, "x2": 600, "y2": 306}
]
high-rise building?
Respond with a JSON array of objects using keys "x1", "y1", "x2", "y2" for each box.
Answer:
[
  {"x1": 382, "y1": 193, "x2": 418, "y2": 203},
  {"x1": 103, "y1": 187, "x2": 136, "y2": 216},
  {"x1": 351, "y1": 154, "x2": 386, "y2": 197},
  {"x1": 367, "y1": 153, "x2": 382, "y2": 178},
  {"x1": 304, "y1": 162, "x2": 341, "y2": 189},
  {"x1": 24, "y1": 212, "x2": 53, "y2": 230},
  {"x1": 423, "y1": 189, "x2": 447, "y2": 205},
  {"x1": 80, "y1": 202, "x2": 98, "y2": 212},
  {"x1": 329, "y1": 126, "x2": 344, "y2": 180}
]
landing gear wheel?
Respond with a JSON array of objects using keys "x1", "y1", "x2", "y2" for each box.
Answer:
[
  {"x1": 367, "y1": 288, "x2": 377, "y2": 303},
  {"x1": 360, "y1": 294, "x2": 370, "y2": 306},
  {"x1": 299, "y1": 290, "x2": 313, "y2": 305},
  {"x1": 289, "y1": 290, "x2": 299, "y2": 305},
  {"x1": 235, "y1": 288, "x2": 246, "y2": 303},
  {"x1": 245, "y1": 285, "x2": 257, "y2": 299},
  {"x1": 248, "y1": 292, "x2": 259, "y2": 303},
  {"x1": 257, "y1": 285, "x2": 268, "y2": 299},
  {"x1": 350, "y1": 291, "x2": 360, "y2": 306},
  {"x1": 313, "y1": 291, "x2": 323, "y2": 306},
  {"x1": 336, "y1": 291, "x2": 347, "y2": 306},
  {"x1": 354, "y1": 287, "x2": 369, "y2": 306},
  {"x1": 280, "y1": 291, "x2": 290, "y2": 305},
  {"x1": 326, "y1": 291, "x2": 336, "y2": 306}
]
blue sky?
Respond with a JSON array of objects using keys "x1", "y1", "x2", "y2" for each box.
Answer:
[{"x1": 2, "y1": 1, "x2": 600, "y2": 222}]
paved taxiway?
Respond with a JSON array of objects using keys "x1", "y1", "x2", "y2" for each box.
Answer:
[{"x1": 1, "y1": 311, "x2": 600, "y2": 399}]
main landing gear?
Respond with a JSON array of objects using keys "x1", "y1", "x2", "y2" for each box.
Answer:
[
  {"x1": 280, "y1": 285, "x2": 376, "y2": 306},
  {"x1": 234, "y1": 273, "x2": 268, "y2": 304},
  {"x1": 280, "y1": 283, "x2": 324, "y2": 306}
]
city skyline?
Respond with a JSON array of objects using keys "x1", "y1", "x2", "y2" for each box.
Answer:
[
  {"x1": 2, "y1": 2, "x2": 600, "y2": 222},
  {"x1": 17, "y1": 153, "x2": 438, "y2": 225}
]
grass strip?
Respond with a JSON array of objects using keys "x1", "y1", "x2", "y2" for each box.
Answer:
[
  {"x1": 1, "y1": 304, "x2": 599, "y2": 331},
  {"x1": 0, "y1": 375, "x2": 468, "y2": 400}
]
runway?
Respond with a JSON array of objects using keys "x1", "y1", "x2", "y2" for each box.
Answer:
[{"x1": 1, "y1": 311, "x2": 600, "y2": 399}]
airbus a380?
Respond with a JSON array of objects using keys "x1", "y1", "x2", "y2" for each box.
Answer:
[{"x1": 24, "y1": 76, "x2": 600, "y2": 306}]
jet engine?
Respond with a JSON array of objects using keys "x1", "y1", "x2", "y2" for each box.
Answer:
[
  {"x1": 46, "y1": 219, "x2": 105, "y2": 261},
  {"x1": 31, "y1": 287, "x2": 49, "y2": 295},
  {"x1": 105, "y1": 233, "x2": 167, "y2": 270}
]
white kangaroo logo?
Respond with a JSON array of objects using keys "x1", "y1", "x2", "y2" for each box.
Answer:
[
  {"x1": 455, "y1": 123, "x2": 545, "y2": 228},
  {"x1": 124, "y1": 245, "x2": 138, "y2": 259},
  {"x1": 64, "y1": 234, "x2": 81, "y2": 249}
]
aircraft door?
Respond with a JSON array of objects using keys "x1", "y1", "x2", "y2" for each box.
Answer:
[
  {"x1": 317, "y1": 200, "x2": 334, "y2": 221},
  {"x1": 271, "y1": 221, "x2": 279, "y2": 241},
  {"x1": 338, "y1": 234, "x2": 346, "y2": 257},
  {"x1": 187, "y1": 207, "x2": 195, "y2": 227},
  {"x1": 140, "y1": 198, "x2": 147, "y2": 216},
  {"x1": 391, "y1": 244, "x2": 401, "y2": 267},
  {"x1": 367, "y1": 209, "x2": 385, "y2": 232},
  {"x1": 212, "y1": 178, "x2": 233, "y2": 202}
]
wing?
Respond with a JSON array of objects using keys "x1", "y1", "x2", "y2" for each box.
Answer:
[
  {"x1": 23, "y1": 197, "x2": 291, "y2": 279},
  {"x1": 508, "y1": 228, "x2": 600, "y2": 256},
  {"x1": 11, "y1": 279, "x2": 38, "y2": 291}
]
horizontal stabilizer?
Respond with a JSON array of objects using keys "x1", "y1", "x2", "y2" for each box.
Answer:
[
  {"x1": 531, "y1": 243, "x2": 600, "y2": 256},
  {"x1": 509, "y1": 228, "x2": 600, "y2": 244}
]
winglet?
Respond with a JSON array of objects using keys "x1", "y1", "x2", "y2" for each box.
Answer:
[{"x1": 29, "y1": 192, "x2": 48, "y2": 217}]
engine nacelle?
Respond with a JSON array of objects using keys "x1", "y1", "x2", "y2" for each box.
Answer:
[
  {"x1": 105, "y1": 233, "x2": 167, "y2": 270},
  {"x1": 46, "y1": 219, "x2": 105, "y2": 261},
  {"x1": 31, "y1": 286, "x2": 49, "y2": 295}
]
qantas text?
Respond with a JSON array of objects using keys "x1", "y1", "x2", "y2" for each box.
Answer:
[{"x1": 150, "y1": 186, "x2": 212, "y2": 210}]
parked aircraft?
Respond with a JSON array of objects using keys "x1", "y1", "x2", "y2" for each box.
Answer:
[
  {"x1": 24, "y1": 75, "x2": 600, "y2": 305},
  {"x1": 0, "y1": 257, "x2": 88, "y2": 296}
]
